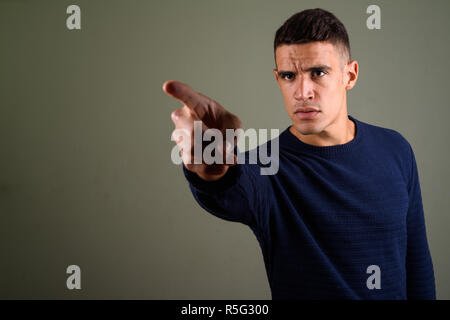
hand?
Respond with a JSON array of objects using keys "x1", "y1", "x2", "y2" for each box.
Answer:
[{"x1": 163, "y1": 80, "x2": 242, "y2": 181}]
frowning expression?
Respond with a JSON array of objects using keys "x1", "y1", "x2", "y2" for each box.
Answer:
[{"x1": 273, "y1": 41, "x2": 357, "y2": 136}]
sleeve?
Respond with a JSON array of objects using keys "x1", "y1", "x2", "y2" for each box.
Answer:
[
  {"x1": 405, "y1": 144, "x2": 436, "y2": 299},
  {"x1": 182, "y1": 163, "x2": 268, "y2": 229}
]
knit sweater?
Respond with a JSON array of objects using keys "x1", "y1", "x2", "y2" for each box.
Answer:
[{"x1": 182, "y1": 115, "x2": 436, "y2": 299}]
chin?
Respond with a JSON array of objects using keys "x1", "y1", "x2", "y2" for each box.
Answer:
[
  {"x1": 294, "y1": 127, "x2": 320, "y2": 135},
  {"x1": 292, "y1": 121, "x2": 323, "y2": 135}
]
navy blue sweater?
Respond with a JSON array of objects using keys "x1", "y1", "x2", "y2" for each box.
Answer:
[{"x1": 182, "y1": 115, "x2": 436, "y2": 299}]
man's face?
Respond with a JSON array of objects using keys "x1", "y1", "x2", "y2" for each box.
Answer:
[{"x1": 273, "y1": 41, "x2": 357, "y2": 137}]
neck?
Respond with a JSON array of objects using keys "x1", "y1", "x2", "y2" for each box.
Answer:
[{"x1": 289, "y1": 114, "x2": 356, "y2": 147}]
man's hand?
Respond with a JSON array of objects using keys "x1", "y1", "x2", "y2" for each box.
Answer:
[{"x1": 163, "y1": 80, "x2": 242, "y2": 181}]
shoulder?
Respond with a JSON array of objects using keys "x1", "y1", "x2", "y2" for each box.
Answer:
[
  {"x1": 360, "y1": 120, "x2": 416, "y2": 182},
  {"x1": 361, "y1": 120, "x2": 412, "y2": 155}
]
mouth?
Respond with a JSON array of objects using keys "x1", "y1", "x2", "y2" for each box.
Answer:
[{"x1": 294, "y1": 107, "x2": 320, "y2": 120}]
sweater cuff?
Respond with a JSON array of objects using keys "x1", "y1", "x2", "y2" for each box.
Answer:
[{"x1": 182, "y1": 164, "x2": 242, "y2": 193}]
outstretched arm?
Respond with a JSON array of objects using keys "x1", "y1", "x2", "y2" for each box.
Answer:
[{"x1": 163, "y1": 80, "x2": 269, "y2": 228}]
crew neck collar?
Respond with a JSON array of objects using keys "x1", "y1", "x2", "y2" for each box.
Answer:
[{"x1": 280, "y1": 114, "x2": 363, "y2": 158}]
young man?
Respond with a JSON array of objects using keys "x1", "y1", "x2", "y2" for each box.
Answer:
[{"x1": 163, "y1": 8, "x2": 435, "y2": 299}]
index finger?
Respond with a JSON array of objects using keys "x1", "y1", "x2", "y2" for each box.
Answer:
[{"x1": 162, "y1": 80, "x2": 208, "y2": 113}]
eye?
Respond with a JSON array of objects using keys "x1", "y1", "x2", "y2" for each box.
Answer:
[
  {"x1": 280, "y1": 72, "x2": 295, "y2": 81},
  {"x1": 312, "y1": 70, "x2": 326, "y2": 78}
]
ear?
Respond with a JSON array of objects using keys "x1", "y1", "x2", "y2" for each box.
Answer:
[
  {"x1": 273, "y1": 68, "x2": 279, "y2": 81},
  {"x1": 344, "y1": 60, "x2": 359, "y2": 90}
]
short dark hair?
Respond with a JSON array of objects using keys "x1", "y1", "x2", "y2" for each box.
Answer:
[{"x1": 274, "y1": 8, "x2": 351, "y2": 67}]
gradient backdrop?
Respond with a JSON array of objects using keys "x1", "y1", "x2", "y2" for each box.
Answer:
[{"x1": 1, "y1": 0, "x2": 449, "y2": 299}]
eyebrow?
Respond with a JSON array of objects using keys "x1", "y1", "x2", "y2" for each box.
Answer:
[{"x1": 277, "y1": 65, "x2": 332, "y2": 75}]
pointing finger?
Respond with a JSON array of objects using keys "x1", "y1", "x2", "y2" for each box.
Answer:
[{"x1": 163, "y1": 80, "x2": 211, "y2": 117}]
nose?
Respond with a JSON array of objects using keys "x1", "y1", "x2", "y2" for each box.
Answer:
[{"x1": 293, "y1": 76, "x2": 314, "y2": 101}]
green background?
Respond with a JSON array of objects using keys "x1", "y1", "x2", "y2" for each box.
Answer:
[{"x1": 1, "y1": 0, "x2": 449, "y2": 299}]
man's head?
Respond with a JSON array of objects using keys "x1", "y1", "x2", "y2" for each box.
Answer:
[{"x1": 273, "y1": 8, "x2": 358, "y2": 141}]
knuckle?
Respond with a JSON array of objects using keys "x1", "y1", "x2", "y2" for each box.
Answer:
[{"x1": 206, "y1": 99, "x2": 217, "y2": 111}]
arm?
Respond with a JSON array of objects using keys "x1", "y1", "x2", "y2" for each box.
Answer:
[
  {"x1": 182, "y1": 162, "x2": 268, "y2": 228},
  {"x1": 405, "y1": 144, "x2": 436, "y2": 299},
  {"x1": 163, "y1": 80, "x2": 268, "y2": 229}
]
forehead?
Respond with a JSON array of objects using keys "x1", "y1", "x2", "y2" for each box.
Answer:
[{"x1": 275, "y1": 42, "x2": 340, "y2": 69}]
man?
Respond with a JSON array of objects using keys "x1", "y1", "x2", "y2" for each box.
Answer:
[{"x1": 163, "y1": 8, "x2": 435, "y2": 299}]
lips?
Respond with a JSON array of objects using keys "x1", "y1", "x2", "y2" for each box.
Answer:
[
  {"x1": 295, "y1": 107, "x2": 319, "y2": 113},
  {"x1": 294, "y1": 107, "x2": 320, "y2": 120}
]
